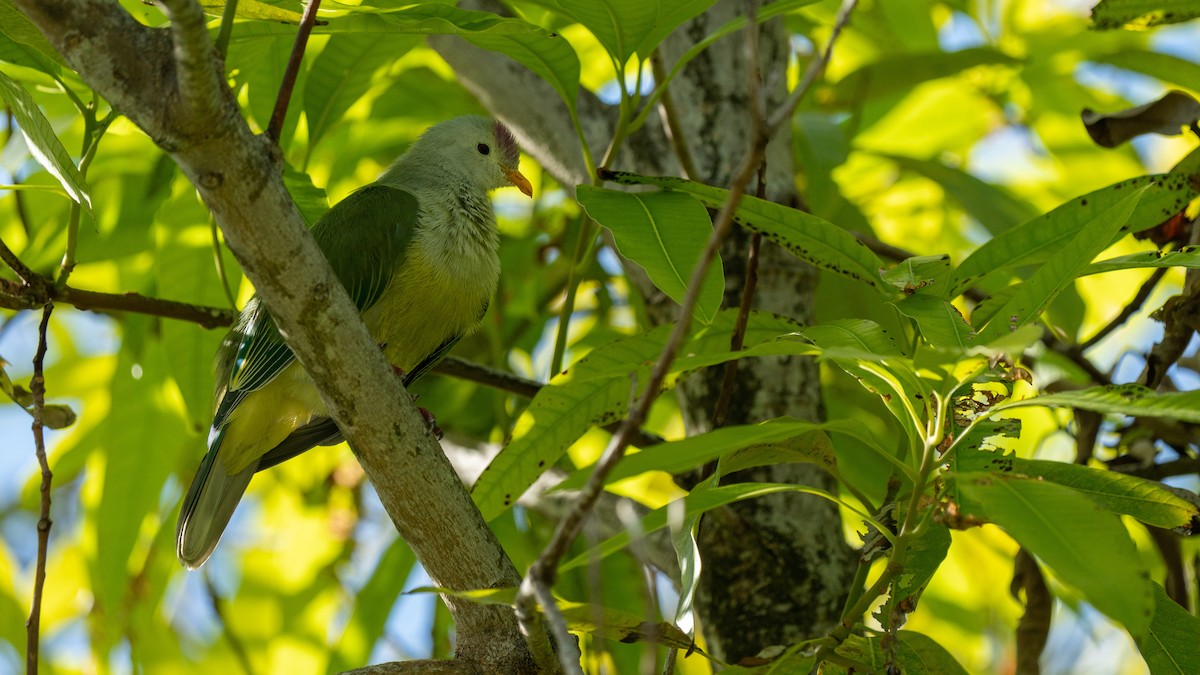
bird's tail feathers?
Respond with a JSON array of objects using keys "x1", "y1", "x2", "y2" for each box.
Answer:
[{"x1": 176, "y1": 428, "x2": 257, "y2": 570}]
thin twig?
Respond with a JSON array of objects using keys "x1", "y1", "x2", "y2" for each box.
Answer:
[
  {"x1": 267, "y1": 0, "x2": 323, "y2": 143},
  {"x1": 650, "y1": 50, "x2": 698, "y2": 181},
  {"x1": 766, "y1": 0, "x2": 858, "y2": 137},
  {"x1": 711, "y1": 165, "x2": 767, "y2": 430},
  {"x1": 1080, "y1": 267, "x2": 1167, "y2": 350},
  {"x1": 433, "y1": 356, "x2": 542, "y2": 399},
  {"x1": 0, "y1": 234, "x2": 38, "y2": 284},
  {"x1": 0, "y1": 278, "x2": 236, "y2": 329},
  {"x1": 25, "y1": 303, "x2": 53, "y2": 675},
  {"x1": 211, "y1": 216, "x2": 239, "y2": 309}
]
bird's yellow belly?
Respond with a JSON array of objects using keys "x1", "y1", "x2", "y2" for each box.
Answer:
[{"x1": 362, "y1": 245, "x2": 495, "y2": 374}]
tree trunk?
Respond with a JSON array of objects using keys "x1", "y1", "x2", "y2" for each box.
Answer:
[{"x1": 435, "y1": 0, "x2": 854, "y2": 663}]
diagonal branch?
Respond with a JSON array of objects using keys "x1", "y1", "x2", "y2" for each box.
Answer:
[{"x1": 11, "y1": 0, "x2": 544, "y2": 670}]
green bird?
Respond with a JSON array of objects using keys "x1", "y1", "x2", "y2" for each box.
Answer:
[{"x1": 176, "y1": 116, "x2": 532, "y2": 569}]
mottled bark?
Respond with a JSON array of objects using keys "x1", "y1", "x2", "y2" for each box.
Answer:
[{"x1": 434, "y1": 0, "x2": 854, "y2": 664}]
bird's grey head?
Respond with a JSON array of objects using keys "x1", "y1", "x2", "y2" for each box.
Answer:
[{"x1": 391, "y1": 116, "x2": 532, "y2": 197}]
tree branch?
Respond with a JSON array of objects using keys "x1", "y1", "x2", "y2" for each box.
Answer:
[
  {"x1": 25, "y1": 303, "x2": 53, "y2": 675},
  {"x1": 12, "y1": 0, "x2": 542, "y2": 670}
]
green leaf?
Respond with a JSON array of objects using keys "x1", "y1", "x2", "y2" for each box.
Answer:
[
  {"x1": 1137, "y1": 583, "x2": 1200, "y2": 675},
  {"x1": 599, "y1": 170, "x2": 888, "y2": 292},
  {"x1": 472, "y1": 311, "x2": 802, "y2": 521},
  {"x1": 464, "y1": 31, "x2": 581, "y2": 125},
  {"x1": 303, "y1": 28, "x2": 420, "y2": 152},
  {"x1": 1091, "y1": 0, "x2": 1200, "y2": 29},
  {"x1": 555, "y1": 417, "x2": 835, "y2": 490},
  {"x1": 197, "y1": 0, "x2": 304, "y2": 22},
  {"x1": 832, "y1": 631, "x2": 970, "y2": 675},
  {"x1": 955, "y1": 472, "x2": 1153, "y2": 640},
  {"x1": 577, "y1": 185, "x2": 724, "y2": 324},
  {"x1": 973, "y1": 186, "x2": 1147, "y2": 343},
  {"x1": 0, "y1": 70, "x2": 91, "y2": 215},
  {"x1": 892, "y1": 294, "x2": 975, "y2": 350},
  {"x1": 0, "y1": 0, "x2": 67, "y2": 69},
  {"x1": 877, "y1": 525, "x2": 951, "y2": 629},
  {"x1": 957, "y1": 450, "x2": 1198, "y2": 531},
  {"x1": 880, "y1": 254, "x2": 951, "y2": 293},
  {"x1": 1084, "y1": 247, "x2": 1200, "y2": 276},
  {"x1": 996, "y1": 384, "x2": 1200, "y2": 423},
  {"x1": 328, "y1": 538, "x2": 417, "y2": 672},
  {"x1": 950, "y1": 173, "x2": 1195, "y2": 297},
  {"x1": 284, "y1": 163, "x2": 329, "y2": 226},
  {"x1": 828, "y1": 47, "x2": 1018, "y2": 104},
  {"x1": 520, "y1": 0, "x2": 717, "y2": 64}
]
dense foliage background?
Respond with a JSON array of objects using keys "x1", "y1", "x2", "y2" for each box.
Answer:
[{"x1": 3, "y1": 0, "x2": 1200, "y2": 673}]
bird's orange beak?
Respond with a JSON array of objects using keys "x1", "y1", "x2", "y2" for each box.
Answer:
[{"x1": 505, "y1": 168, "x2": 534, "y2": 198}]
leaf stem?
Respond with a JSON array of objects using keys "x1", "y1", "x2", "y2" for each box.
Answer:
[{"x1": 215, "y1": 0, "x2": 241, "y2": 60}]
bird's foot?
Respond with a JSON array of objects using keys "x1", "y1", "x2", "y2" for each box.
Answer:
[
  {"x1": 418, "y1": 406, "x2": 443, "y2": 441},
  {"x1": 389, "y1": 365, "x2": 442, "y2": 439}
]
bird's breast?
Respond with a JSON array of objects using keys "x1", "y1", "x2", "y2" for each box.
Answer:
[{"x1": 361, "y1": 225, "x2": 499, "y2": 372}]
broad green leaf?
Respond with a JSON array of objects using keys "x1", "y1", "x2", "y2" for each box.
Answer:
[
  {"x1": 376, "y1": 3, "x2": 583, "y2": 120},
  {"x1": 957, "y1": 450, "x2": 1198, "y2": 531},
  {"x1": 802, "y1": 320, "x2": 930, "y2": 438},
  {"x1": 1137, "y1": 583, "x2": 1200, "y2": 675},
  {"x1": 328, "y1": 538, "x2": 416, "y2": 672},
  {"x1": 472, "y1": 311, "x2": 801, "y2": 521},
  {"x1": 0, "y1": 0, "x2": 67, "y2": 68},
  {"x1": 995, "y1": 384, "x2": 1200, "y2": 423},
  {"x1": 832, "y1": 631, "x2": 969, "y2": 675},
  {"x1": 879, "y1": 525, "x2": 951, "y2": 628},
  {"x1": 465, "y1": 30, "x2": 581, "y2": 124},
  {"x1": 803, "y1": 319, "x2": 905, "y2": 358},
  {"x1": 555, "y1": 417, "x2": 834, "y2": 490},
  {"x1": 198, "y1": 0, "x2": 304, "y2": 22},
  {"x1": 0, "y1": 70, "x2": 91, "y2": 214},
  {"x1": 520, "y1": 0, "x2": 717, "y2": 64},
  {"x1": 892, "y1": 294, "x2": 974, "y2": 350},
  {"x1": 303, "y1": 29, "x2": 420, "y2": 152},
  {"x1": 284, "y1": 163, "x2": 329, "y2": 226},
  {"x1": 599, "y1": 170, "x2": 888, "y2": 292},
  {"x1": 955, "y1": 472, "x2": 1153, "y2": 640},
  {"x1": 1084, "y1": 247, "x2": 1200, "y2": 276},
  {"x1": 577, "y1": 185, "x2": 724, "y2": 324},
  {"x1": 973, "y1": 186, "x2": 1146, "y2": 343},
  {"x1": 1091, "y1": 0, "x2": 1200, "y2": 29},
  {"x1": 950, "y1": 174, "x2": 1195, "y2": 297},
  {"x1": 883, "y1": 154, "x2": 1038, "y2": 235},
  {"x1": 560, "y1": 482, "x2": 845, "y2": 572},
  {"x1": 828, "y1": 47, "x2": 1017, "y2": 104}
]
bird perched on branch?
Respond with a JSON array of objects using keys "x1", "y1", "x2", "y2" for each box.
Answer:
[{"x1": 176, "y1": 116, "x2": 532, "y2": 569}]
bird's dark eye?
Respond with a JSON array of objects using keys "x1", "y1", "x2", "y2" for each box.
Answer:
[{"x1": 477, "y1": 143, "x2": 490, "y2": 155}]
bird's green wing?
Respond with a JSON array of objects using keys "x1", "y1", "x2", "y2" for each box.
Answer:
[{"x1": 212, "y1": 185, "x2": 420, "y2": 428}]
